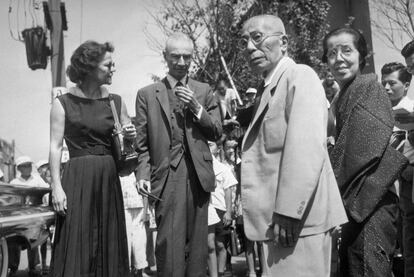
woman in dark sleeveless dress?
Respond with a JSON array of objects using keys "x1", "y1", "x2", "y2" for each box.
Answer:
[{"x1": 49, "y1": 41, "x2": 136, "y2": 277}]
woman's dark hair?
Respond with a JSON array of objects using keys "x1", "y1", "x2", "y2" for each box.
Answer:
[
  {"x1": 322, "y1": 28, "x2": 368, "y2": 70},
  {"x1": 66, "y1": 41, "x2": 114, "y2": 84}
]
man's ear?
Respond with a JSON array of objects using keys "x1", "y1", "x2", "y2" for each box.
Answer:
[
  {"x1": 404, "y1": 81, "x2": 411, "y2": 94},
  {"x1": 280, "y1": 35, "x2": 288, "y2": 53}
]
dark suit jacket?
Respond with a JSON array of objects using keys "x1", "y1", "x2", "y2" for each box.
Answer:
[{"x1": 135, "y1": 77, "x2": 222, "y2": 198}]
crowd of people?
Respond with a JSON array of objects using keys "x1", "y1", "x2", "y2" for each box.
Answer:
[{"x1": 5, "y1": 13, "x2": 414, "y2": 277}]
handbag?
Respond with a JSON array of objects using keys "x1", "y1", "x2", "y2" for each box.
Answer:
[{"x1": 109, "y1": 95, "x2": 139, "y2": 176}]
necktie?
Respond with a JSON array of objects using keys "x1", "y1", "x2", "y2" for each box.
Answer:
[
  {"x1": 176, "y1": 81, "x2": 183, "y2": 87},
  {"x1": 175, "y1": 81, "x2": 185, "y2": 111}
]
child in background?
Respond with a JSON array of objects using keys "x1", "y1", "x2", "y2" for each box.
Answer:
[
  {"x1": 224, "y1": 140, "x2": 264, "y2": 277},
  {"x1": 208, "y1": 141, "x2": 238, "y2": 277},
  {"x1": 120, "y1": 173, "x2": 148, "y2": 277},
  {"x1": 36, "y1": 160, "x2": 52, "y2": 275}
]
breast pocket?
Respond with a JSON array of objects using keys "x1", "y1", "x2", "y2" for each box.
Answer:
[{"x1": 263, "y1": 116, "x2": 286, "y2": 152}]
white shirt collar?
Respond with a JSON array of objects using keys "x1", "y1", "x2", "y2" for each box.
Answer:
[
  {"x1": 393, "y1": 96, "x2": 414, "y2": 112},
  {"x1": 264, "y1": 56, "x2": 289, "y2": 87},
  {"x1": 16, "y1": 175, "x2": 34, "y2": 183},
  {"x1": 166, "y1": 73, "x2": 187, "y2": 88}
]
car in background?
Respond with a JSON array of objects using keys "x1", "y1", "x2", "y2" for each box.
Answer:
[{"x1": 0, "y1": 182, "x2": 54, "y2": 277}]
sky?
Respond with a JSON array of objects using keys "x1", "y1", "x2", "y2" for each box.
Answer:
[
  {"x1": 0, "y1": 0, "x2": 411, "y2": 162},
  {"x1": 0, "y1": 0, "x2": 167, "y2": 162}
]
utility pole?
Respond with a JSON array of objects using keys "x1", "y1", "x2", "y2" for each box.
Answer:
[{"x1": 45, "y1": 0, "x2": 67, "y2": 99}]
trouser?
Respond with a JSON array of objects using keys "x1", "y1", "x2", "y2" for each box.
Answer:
[
  {"x1": 124, "y1": 207, "x2": 147, "y2": 270},
  {"x1": 8, "y1": 244, "x2": 40, "y2": 271},
  {"x1": 260, "y1": 231, "x2": 332, "y2": 277},
  {"x1": 400, "y1": 178, "x2": 414, "y2": 277},
  {"x1": 154, "y1": 156, "x2": 210, "y2": 277},
  {"x1": 339, "y1": 191, "x2": 399, "y2": 277}
]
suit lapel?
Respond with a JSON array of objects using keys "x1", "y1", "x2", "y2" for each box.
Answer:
[
  {"x1": 243, "y1": 58, "x2": 294, "y2": 149},
  {"x1": 155, "y1": 78, "x2": 172, "y2": 133}
]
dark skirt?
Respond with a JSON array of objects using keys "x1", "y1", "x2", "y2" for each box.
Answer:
[
  {"x1": 49, "y1": 155, "x2": 129, "y2": 277},
  {"x1": 339, "y1": 191, "x2": 399, "y2": 277}
]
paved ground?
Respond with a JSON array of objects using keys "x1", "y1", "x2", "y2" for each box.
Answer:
[{"x1": 12, "y1": 247, "x2": 253, "y2": 277}]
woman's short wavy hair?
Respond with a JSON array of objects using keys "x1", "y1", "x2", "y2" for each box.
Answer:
[
  {"x1": 322, "y1": 27, "x2": 368, "y2": 71},
  {"x1": 66, "y1": 41, "x2": 114, "y2": 84}
]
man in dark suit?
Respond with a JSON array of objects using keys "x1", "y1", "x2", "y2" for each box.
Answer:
[{"x1": 135, "y1": 32, "x2": 222, "y2": 277}]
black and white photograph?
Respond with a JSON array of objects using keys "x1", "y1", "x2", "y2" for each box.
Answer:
[{"x1": 1, "y1": 0, "x2": 414, "y2": 276}]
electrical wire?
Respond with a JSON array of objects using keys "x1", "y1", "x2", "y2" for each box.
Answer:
[
  {"x1": 23, "y1": 0, "x2": 28, "y2": 28},
  {"x1": 17, "y1": 0, "x2": 23, "y2": 41},
  {"x1": 80, "y1": 0, "x2": 84, "y2": 43},
  {"x1": 32, "y1": 0, "x2": 41, "y2": 26},
  {"x1": 27, "y1": 0, "x2": 36, "y2": 27},
  {"x1": 8, "y1": 0, "x2": 24, "y2": 42}
]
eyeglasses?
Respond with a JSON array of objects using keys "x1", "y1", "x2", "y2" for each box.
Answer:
[
  {"x1": 238, "y1": 31, "x2": 284, "y2": 50},
  {"x1": 326, "y1": 45, "x2": 356, "y2": 60}
]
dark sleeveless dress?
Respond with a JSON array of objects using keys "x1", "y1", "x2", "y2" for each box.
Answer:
[{"x1": 49, "y1": 93, "x2": 130, "y2": 277}]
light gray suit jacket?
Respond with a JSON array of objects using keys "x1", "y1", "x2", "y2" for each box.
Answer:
[{"x1": 241, "y1": 57, "x2": 347, "y2": 241}]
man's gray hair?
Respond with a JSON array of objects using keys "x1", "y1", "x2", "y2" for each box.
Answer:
[{"x1": 165, "y1": 32, "x2": 194, "y2": 51}]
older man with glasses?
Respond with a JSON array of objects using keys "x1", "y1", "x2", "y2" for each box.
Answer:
[{"x1": 238, "y1": 15, "x2": 347, "y2": 276}]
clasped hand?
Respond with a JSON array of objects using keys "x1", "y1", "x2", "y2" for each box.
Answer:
[
  {"x1": 270, "y1": 213, "x2": 301, "y2": 248},
  {"x1": 122, "y1": 123, "x2": 137, "y2": 140},
  {"x1": 174, "y1": 86, "x2": 201, "y2": 114}
]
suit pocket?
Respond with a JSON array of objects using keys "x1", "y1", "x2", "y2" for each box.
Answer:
[
  {"x1": 203, "y1": 151, "x2": 213, "y2": 161},
  {"x1": 263, "y1": 116, "x2": 286, "y2": 152}
]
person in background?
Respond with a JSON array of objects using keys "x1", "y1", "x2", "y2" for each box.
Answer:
[
  {"x1": 324, "y1": 27, "x2": 407, "y2": 276},
  {"x1": 135, "y1": 32, "x2": 222, "y2": 277},
  {"x1": 322, "y1": 70, "x2": 340, "y2": 104},
  {"x1": 224, "y1": 139, "x2": 262, "y2": 277},
  {"x1": 36, "y1": 159, "x2": 52, "y2": 276},
  {"x1": 215, "y1": 78, "x2": 240, "y2": 140},
  {"x1": 241, "y1": 88, "x2": 257, "y2": 108},
  {"x1": 400, "y1": 41, "x2": 414, "y2": 277},
  {"x1": 207, "y1": 141, "x2": 237, "y2": 277},
  {"x1": 9, "y1": 156, "x2": 49, "y2": 277},
  {"x1": 144, "y1": 203, "x2": 157, "y2": 276},
  {"x1": 381, "y1": 62, "x2": 413, "y2": 277},
  {"x1": 120, "y1": 173, "x2": 148, "y2": 277},
  {"x1": 215, "y1": 78, "x2": 239, "y2": 120},
  {"x1": 0, "y1": 168, "x2": 4, "y2": 182},
  {"x1": 402, "y1": 40, "x2": 414, "y2": 77},
  {"x1": 239, "y1": 15, "x2": 347, "y2": 276},
  {"x1": 49, "y1": 40, "x2": 135, "y2": 277},
  {"x1": 381, "y1": 62, "x2": 412, "y2": 108}
]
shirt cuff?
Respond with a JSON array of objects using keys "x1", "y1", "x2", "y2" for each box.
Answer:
[{"x1": 193, "y1": 105, "x2": 203, "y2": 120}]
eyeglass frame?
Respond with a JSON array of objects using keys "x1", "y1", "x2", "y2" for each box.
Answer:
[
  {"x1": 238, "y1": 31, "x2": 285, "y2": 50},
  {"x1": 325, "y1": 45, "x2": 357, "y2": 60}
]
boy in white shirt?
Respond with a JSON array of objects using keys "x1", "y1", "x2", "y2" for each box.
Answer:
[
  {"x1": 382, "y1": 61, "x2": 414, "y2": 276},
  {"x1": 207, "y1": 141, "x2": 238, "y2": 277}
]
